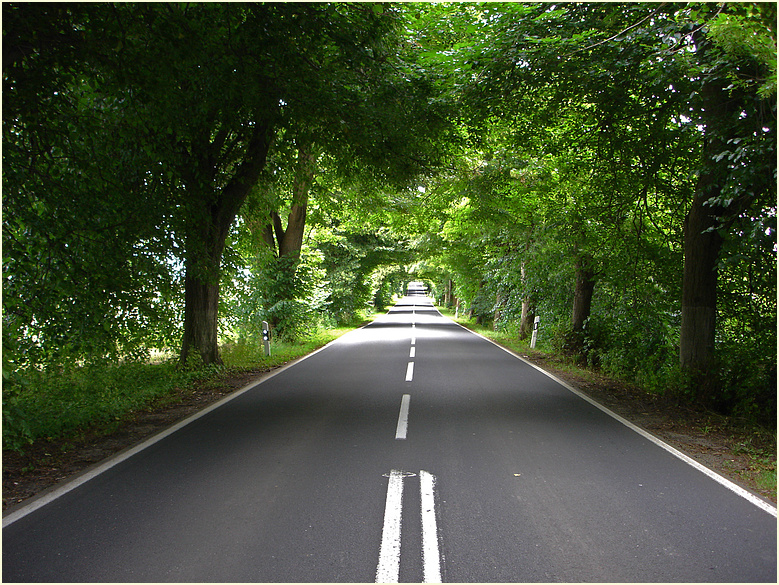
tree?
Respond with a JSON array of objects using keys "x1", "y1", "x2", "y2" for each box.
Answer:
[
  {"x1": 238, "y1": 1, "x2": 459, "y2": 337},
  {"x1": 261, "y1": 141, "x2": 320, "y2": 263},
  {"x1": 449, "y1": 2, "x2": 769, "y2": 383},
  {"x1": 678, "y1": 3, "x2": 777, "y2": 388},
  {"x1": 5, "y1": 3, "x2": 444, "y2": 365}
]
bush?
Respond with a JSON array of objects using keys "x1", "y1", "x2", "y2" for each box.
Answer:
[{"x1": 710, "y1": 345, "x2": 777, "y2": 426}]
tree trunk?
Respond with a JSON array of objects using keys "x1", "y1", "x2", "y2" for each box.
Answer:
[
  {"x1": 679, "y1": 198, "x2": 722, "y2": 373},
  {"x1": 276, "y1": 146, "x2": 315, "y2": 259},
  {"x1": 518, "y1": 262, "x2": 534, "y2": 340},
  {"x1": 268, "y1": 141, "x2": 318, "y2": 261},
  {"x1": 493, "y1": 291, "x2": 503, "y2": 331},
  {"x1": 519, "y1": 298, "x2": 534, "y2": 340},
  {"x1": 679, "y1": 32, "x2": 734, "y2": 381},
  {"x1": 571, "y1": 254, "x2": 596, "y2": 332},
  {"x1": 565, "y1": 253, "x2": 596, "y2": 360},
  {"x1": 180, "y1": 125, "x2": 274, "y2": 365},
  {"x1": 257, "y1": 141, "x2": 319, "y2": 334},
  {"x1": 444, "y1": 279, "x2": 453, "y2": 307},
  {"x1": 679, "y1": 126, "x2": 728, "y2": 376},
  {"x1": 181, "y1": 268, "x2": 221, "y2": 365}
]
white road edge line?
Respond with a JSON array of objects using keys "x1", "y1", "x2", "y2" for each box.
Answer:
[
  {"x1": 396, "y1": 395, "x2": 411, "y2": 440},
  {"x1": 446, "y1": 316, "x2": 778, "y2": 519},
  {"x1": 405, "y1": 362, "x2": 415, "y2": 382},
  {"x1": 420, "y1": 470, "x2": 442, "y2": 583},
  {"x1": 2, "y1": 332, "x2": 349, "y2": 527},
  {"x1": 376, "y1": 470, "x2": 405, "y2": 583}
]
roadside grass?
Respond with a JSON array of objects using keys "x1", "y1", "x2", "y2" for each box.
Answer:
[
  {"x1": 9, "y1": 361, "x2": 190, "y2": 449},
  {"x1": 732, "y1": 434, "x2": 778, "y2": 493},
  {"x1": 219, "y1": 326, "x2": 356, "y2": 369},
  {"x1": 3, "y1": 318, "x2": 373, "y2": 455},
  {"x1": 757, "y1": 467, "x2": 777, "y2": 491},
  {"x1": 437, "y1": 305, "x2": 777, "y2": 497}
]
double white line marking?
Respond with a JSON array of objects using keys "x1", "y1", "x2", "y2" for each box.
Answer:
[
  {"x1": 376, "y1": 470, "x2": 441, "y2": 583},
  {"x1": 379, "y1": 308, "x2": 441, "y2": 582}
]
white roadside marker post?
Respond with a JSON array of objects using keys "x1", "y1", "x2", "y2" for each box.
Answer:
[
  {"x1": 530, "y1": 316, "x2": 540, "y2": 349},
  {"x1": 262, "y1": 320, "x2": 271, "y2": 356}
]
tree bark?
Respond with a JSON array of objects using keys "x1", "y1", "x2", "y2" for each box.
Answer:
[
  {"x1": 679, "y1": 128, "x2": 728, "y2": 375},
  {"x1": 564, "y1": 252, "x2": 597, "y2": 360},
  {"x1": 279, "y1": 143, "x2": 316, "y2": 259},
  {"x1": 444, "y1": 279, "x2": 453, "y2": 307},
  {"x1": 679, "y1": 197, "x2": 722, "y2": 372},
  {"x1": 255, "y1": 141, "x2": 319, "y2": 334},
  {"x1": 181, "y1": 267, "x2": 221, "y2": 366},
  {"x1": 180, "y1": 125, "x2": 274, "y2": 365}
]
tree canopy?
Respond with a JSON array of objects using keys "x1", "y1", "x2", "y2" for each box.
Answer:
[{"x1": 3, "y1": 2, "x2": 776, "y2": 425}]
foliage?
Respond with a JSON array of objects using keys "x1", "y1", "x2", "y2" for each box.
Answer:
[
  {"x1": 224, "y1": 243, "x2": 325, "y2": 343},
  {"x1": 318, "y1": 228, "x2": 411, "y2": 324},
  {"x1": 2, "y1": 349, "x2": 33, "y2": 453},
  {"x1": 3, "y1": 4, "x2": 182, "y2": 368},
  {"x1": 3, "y1": 2, "x2": 453, "y2": 368}
]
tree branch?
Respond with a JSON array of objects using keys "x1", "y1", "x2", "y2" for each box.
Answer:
[{"x1": 561, "y1": 3, "x2": 668, "y2": 59}]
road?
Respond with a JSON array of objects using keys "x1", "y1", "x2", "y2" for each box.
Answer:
[{"x1": 3, "y1": 288, "x2": 777, "y2": 582}]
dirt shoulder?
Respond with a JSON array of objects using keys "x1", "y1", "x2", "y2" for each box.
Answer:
[{"x1": 3, "y1": 351, "x2": 776, "y2": 514}]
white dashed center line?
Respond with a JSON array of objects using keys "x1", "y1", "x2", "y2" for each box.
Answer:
[{"x1": 395, "y1": 394, "x2": 411, "y2": 440}]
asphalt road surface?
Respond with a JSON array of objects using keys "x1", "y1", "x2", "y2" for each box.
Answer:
[{"x1": 3, "y1": 288, "x2": 777, "y2": 582}]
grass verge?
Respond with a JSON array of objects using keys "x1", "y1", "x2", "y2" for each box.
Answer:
[{"x1": 3, "y1": 322, "x2": 367, "y2": 455}]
